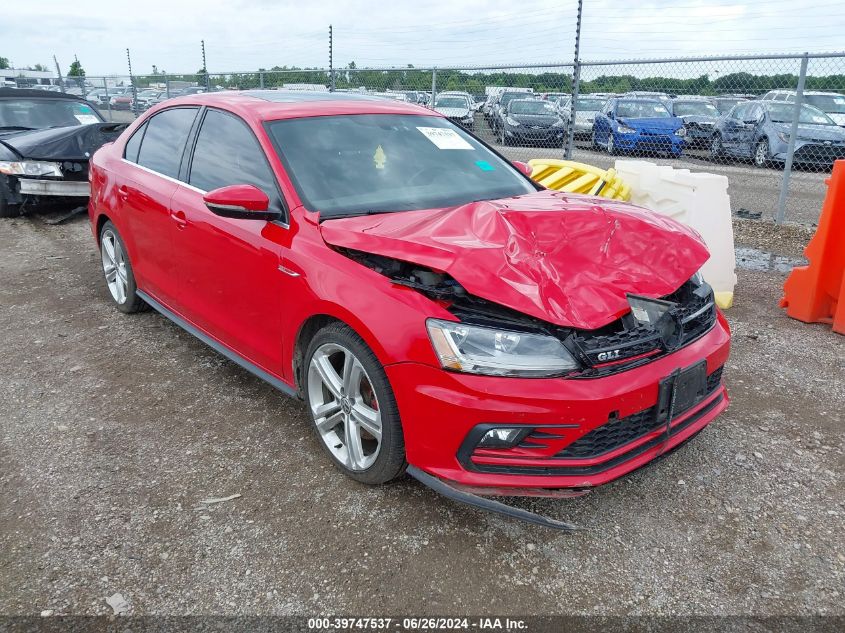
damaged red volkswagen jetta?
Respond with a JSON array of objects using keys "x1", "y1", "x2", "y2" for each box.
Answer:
[{"x1": 88, "y1": 91, "x2": 730, "y2": 528}]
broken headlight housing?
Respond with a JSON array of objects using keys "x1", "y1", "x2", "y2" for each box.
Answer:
[
  {"x1": 0, "y1": 161, "x2": 63, "y2": 177},
  {"x1": 427, "y1": 319, "x2": 578, "y2": 377}
]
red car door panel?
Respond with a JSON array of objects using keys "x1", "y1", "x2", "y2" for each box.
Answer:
[{"x1": 170, "y1": 184, "x2": 290, "y2": 373}]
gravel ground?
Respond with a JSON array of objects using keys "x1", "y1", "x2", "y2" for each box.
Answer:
[{"x1": 0, "y1": 214, "x2": 843, "y2": 617}]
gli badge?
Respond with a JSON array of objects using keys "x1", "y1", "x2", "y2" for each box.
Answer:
[{"x1": 597, "y1": 349, "x2": 622, "y2": 362}]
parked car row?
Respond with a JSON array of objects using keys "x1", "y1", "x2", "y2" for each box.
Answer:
[{"x1": 473, "y1": 88, "x2": 845, "y2": 168}]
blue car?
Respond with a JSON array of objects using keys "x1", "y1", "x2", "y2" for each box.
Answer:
[{"x1": 592, "y1": 98, "x2": 686, "y2": 157}]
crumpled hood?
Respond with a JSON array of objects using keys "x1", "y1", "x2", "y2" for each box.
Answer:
[
  {"x1": 320, "y1": 190, "x2": 710, "y2": 330},
  {"x1": 0, "y1": 122, "x2": 127, "y2": 161},
  {"x1": 678, "y1": 114, "x2": 717, "y2": 125}
]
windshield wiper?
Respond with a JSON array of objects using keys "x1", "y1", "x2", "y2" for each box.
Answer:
[
  {"x1": 0, "y1": 126, "x2": 37, "y2": 131},
  {"x1": 322, "y1": 209, "x2": 396, "y2": 221}
]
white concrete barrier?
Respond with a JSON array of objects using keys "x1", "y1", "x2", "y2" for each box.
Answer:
[{"x1": 614, "y1": 159, "x2": 737, "y2": 309}]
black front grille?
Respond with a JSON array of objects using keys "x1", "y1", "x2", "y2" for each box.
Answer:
[
  {"x1": 554, "y1": 366, "x2": 723, "y2": 460},
  {"x1": 568, "y1": 279, "x2": 717, "y2": 378}
]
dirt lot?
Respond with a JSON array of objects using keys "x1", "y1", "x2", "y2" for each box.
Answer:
[{"x1": 0, "y1": 213, "x2": 843, "y2": 617}]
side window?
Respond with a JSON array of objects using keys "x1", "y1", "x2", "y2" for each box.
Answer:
[
  {"x1": 762, "y1": 93, "x2": 773, "y2": 101},
  {"x1": 122, "y1": 121, "x2": 147, "y2": 163},
  {"x1": 136, "y1": 107, "x2": 199, "y2": 179},
  {"x1": 731, "y1": 104, "x2": 747, "y2": 120},
  {"x1": 188, "y1": 109, "x2": 283, "y2": 213}
]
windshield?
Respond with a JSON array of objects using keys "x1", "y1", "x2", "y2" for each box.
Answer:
[
  {"x1": 616, "y1": 101, "x2": 671, "y2": 119},
  {"x1": 499, "y1": 93, "x2": 525, "y2": 107},
  {"x1": 804, "y1": 94, "x2": 845, "y2": 114},
  {"x1": 267, "y1": 114, "x2": 536, "y2": 218},
  {"x1": 576, "y1": 97, "x2": 605, "y2": 111},
  {"x1": 767, "y1": 103, "x2": 836, "y2": 125},
  {"x1": 715, "y1": 98, "x2": 744, "y2": 111},
  {"x1": 673, "y1": 101, "x2": 718, "y2": 117},
  {"x1": 436, "y1": 97, "x2": 469, "y2": 109},
  {"x1": 0, "y1": 98, "x2": 104, "y2": 129},
  {"x1": 509, "y1": 100, "x2": 555, "y2": 115}
]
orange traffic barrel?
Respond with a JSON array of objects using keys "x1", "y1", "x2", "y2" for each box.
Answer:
[{"x1": 781, "y1": 160, "x2": 845, "y2": 334}]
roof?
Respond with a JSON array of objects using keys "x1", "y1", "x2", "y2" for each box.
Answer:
[
  {"x1": 0, "y1": 87, "x2": 94, "y2": 102},
  {"x1": 145, "y1": 89, "x2": 437, "y2": 121}
]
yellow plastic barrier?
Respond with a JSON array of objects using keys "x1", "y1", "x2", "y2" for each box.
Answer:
[{"x1": 527, "y1": 159, "x2": 631, "y2": 201}]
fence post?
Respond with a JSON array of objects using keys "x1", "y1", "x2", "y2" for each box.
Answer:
[
  {"x1": 165, "y1": 75, "x2": 170, "y2": 98},
  {"x1": 259, "y1": 71, "x2": 264, "y2": 89},
  {"x1": 565, "y1": 0, "x2": 584, "y2": 160},
  {"x1": 103, "y1": 77, "x2": 113, "y2": 122},
  {"x1": 431, "y1": 68, "x2": 437, "y2": 107},
  {"x1": 775, "y1": 52, "x2": 809, "y2": 224}
]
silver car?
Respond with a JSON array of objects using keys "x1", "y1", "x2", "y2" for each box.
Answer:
[{"x1": 711, "y1": 100, "x2": 845, "y2": 167}]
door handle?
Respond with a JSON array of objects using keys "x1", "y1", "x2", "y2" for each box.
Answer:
[
  {"x1": 171, "y1": 210, "x2": 188, "y2": 230},
  {"x1": 117, "y1": 185, "x2": 129, "y2": 200}
]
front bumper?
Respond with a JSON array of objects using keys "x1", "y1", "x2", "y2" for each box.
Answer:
[
  {"x1": 18, "y1": 178, "x2": 90, "y2": 197},
  {"x1": 506, "y1": 127, "x2": 565, "y2": 144},
  {"x1": 387, "y1": 314, "x2": 730, "y2": 491},
  {"x1": 774, "y1": 140, "x2": 845, "y2": 165},
  {"x1": 614, "y1": 132, "x2": 684, "y2": 154}
]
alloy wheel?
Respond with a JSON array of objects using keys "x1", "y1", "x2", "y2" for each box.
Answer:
[
  {"x1": 754, "y1": 140, "x2": 769, "y2": 167},
  {"x1": 307, "y1": 343, "x2": 382, "y2": 472},
  {"x1": 101, "y1": 229, "x2": 128, "y2": 304}
]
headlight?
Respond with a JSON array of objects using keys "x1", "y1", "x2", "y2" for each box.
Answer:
[
  {"x1": 617, "y1": 124, "x2": 637, "y2": 134},
  {"x1": 426, "y1": 319, "x2": 578, "y2": 377},
  {"x1": 777, "y1": 131, "x2": 790, "y2": 143},
  {"x1": 505, "y1": 116, "x2": 520, "y2": 127},
  {"x1": 0, "y1": 160, "x2": 63, "y2": 177},
  {"x1": 676, "y1": 127, "x2": 687, "y2": 137}
]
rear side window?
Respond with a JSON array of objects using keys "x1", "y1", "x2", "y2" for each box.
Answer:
[
  {"x1": 188, "y1": 109, "x2": 282, "y2": 212},
  {"x1": 136, "y1": 107, "x2": 198, "y2": 179},
  {"x1": 123, "y1": 122, "x2": 147, "y2": 163}
]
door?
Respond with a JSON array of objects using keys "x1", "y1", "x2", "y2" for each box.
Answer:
[
  {"x1": 721, "y1": 103, "x2": 750, "y2": 155},
  {"x1": 170, "y1": 108, "x2": 292, "y2": 374},
  {"x1": 119, "y1": 107, "x2": 199, "y2": 306},
  {"x1": 734, "y1": 103, "x2": 762, "y2": 157}
]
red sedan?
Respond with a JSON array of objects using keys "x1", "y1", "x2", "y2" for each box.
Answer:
[{"x1": 88, "y1": 91, "x2": 729, "y2": 521}]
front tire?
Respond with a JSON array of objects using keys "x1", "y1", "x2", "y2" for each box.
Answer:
[
  {"x1": 710, "y1": 134, "x2": 724, "y2": 160},
  {"x1": 304, "y1": 322, "x2": 406, "y2": 485},
  {"x1": 753, "y1": 139, "x2": 770, "y2": 168},
  {"x1": 99, "y1": 221, "x2": 147, "y2": 313}
]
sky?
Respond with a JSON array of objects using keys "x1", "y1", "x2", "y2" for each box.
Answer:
[{"x1": 2, "y1": 0, "x2": 844, "y2": 77}]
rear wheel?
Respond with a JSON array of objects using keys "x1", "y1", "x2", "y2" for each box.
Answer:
[
  {"x1": 304, "y1": 323, "x2": 406, "y2": 485},
  {"x1": 99, "y1": 221, "x2": 147, "y2": 313}
]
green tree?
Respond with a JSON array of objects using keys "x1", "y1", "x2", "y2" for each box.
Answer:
[
  {"x1": 0, "y1": 57, "x2": 10, "y2": 69},
  {"x1": 68, "y1": 60, "x2": 85, "y2": 77}
]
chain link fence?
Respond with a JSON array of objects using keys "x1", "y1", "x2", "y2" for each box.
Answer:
[{"x1": 62, "y1": 52, "x2": 845, "y2": 225}]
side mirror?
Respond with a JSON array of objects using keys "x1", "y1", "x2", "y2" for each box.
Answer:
[
  {"x1": 512, "y1": 161, "x2": 533, "y2": 178},
  {"x1": 203, "y1": 184, "x2": 278, "y2": 221}
]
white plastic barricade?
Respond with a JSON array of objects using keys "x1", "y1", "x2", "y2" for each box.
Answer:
[{"x1": 614, "y1": 159, "x2": 737, "y2": 309}]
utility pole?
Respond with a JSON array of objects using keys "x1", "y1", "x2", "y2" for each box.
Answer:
[
  {"x1": 201, "y1": 39, "x2": 209, "y2": 90},
  {"x1": 564, "y1": 0, "x2": 584, "y2": 160},
  {"x1": 329, "y1": 25, "x2": 335, "y2": 92},
  {"x1": 126, "y1": 48, "x2": 138, "y2": 117},
  {"x1": 52, "y1": 55, "x2": 65, "y2": 91}
]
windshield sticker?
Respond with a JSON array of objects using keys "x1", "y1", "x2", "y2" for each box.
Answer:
[
  {"x1": 74, "y1": 114, "x2": 100, "y2": 124},
  {"x1": 475, "y1": 160, "x2": 495, "y2": 171},
  {"x1": 417, "y1": 127, "x2": 474, "y2": 150},
  {"x1": 373, "y1": 145, "x2": 387, "y2": 169}
]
